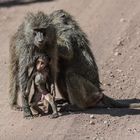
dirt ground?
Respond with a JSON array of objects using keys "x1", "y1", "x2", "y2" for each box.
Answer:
[{"x1": 0, "y1": 0, "x2": 140, "y2": 140}]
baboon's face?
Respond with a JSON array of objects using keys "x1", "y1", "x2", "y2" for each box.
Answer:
[
  {"x1": 33, "y1": 28, "x2": 47, "y2": 49},
  {"x1": 36, "y1": 58, "x2": 47, "y2": 71}
]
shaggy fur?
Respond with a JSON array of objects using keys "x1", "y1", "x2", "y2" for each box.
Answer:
[{"x1": 9, "y1": 11, "x2": 57, "y2": 118}]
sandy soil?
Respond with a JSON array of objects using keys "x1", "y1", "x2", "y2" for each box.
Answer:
[{"x1": 0, "y1": 0, "x2": 140, "y2": 140}]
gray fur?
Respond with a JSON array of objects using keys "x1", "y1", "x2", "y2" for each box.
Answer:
[
  {"x1": 49, "y1": 10, "x2": 140, "y2": 109},
  {"x1": 9, "y1": 11, "x2": 53, "y2": 118},
  {"x1": 49, "y1": 10, "x2": 102, "y2": 108}
]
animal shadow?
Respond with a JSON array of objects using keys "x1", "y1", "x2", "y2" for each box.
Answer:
[
  {"x1": 59, "y1": 98, "x2": 140, "y2": 117},
  {"x1": 0, "y1": 0, "x2": 54, "y2": 8}
]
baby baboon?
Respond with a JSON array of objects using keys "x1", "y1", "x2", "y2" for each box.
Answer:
[
  {"x1": 9, "y1": 11, "x2": 57, "y2": 118},
  {"x1": 25, "y1": 54, "x2": 59, "y2": 118},
  {"x1": 48, "y1": 9, "x2": 140, "y2": 110}
]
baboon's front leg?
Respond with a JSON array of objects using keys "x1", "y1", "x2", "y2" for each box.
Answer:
[{"x1": 19, "y1": 66, "x2": 33, "y2": 118}]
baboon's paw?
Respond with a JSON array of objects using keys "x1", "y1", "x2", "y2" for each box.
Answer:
[
  {"x1": 50, "y1": 113, "x2": 59, "y2": 119},
  {"x1": 24, "y1": 116, "x2": 34, "y2": 120},
  {"x1": 11, "y1": 105, "x2": 23, "y2": 111}
]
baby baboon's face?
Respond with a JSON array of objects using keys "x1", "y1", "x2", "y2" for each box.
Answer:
[
  {"x1": 33, "y1": 28, "x2": 47, "y2": 49},
  {"x1": 36, "y1": 58, "x2": 47, "y2": 71}
]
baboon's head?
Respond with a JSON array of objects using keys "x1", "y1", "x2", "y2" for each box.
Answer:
[
  {"x1": 33, "y1": 28, "x2": 47, "y2": 49},
  {"x1": 49, "y1": 9, "x2": 77, "y2": 26},
  {"x1": 23, "y1": 11, "x2": 50, "y2": 49},
  {"x1": 33, "y1": 24, "x2": 56, "y2": 49},
  {"x1": 36, "y1": 54, "x2": 50, "y2": 71}
]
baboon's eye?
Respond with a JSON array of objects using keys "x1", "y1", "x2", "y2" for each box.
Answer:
[
  {"x1": 33, "y1": 31, "x2": 37, "y2": 36},
  {"x1": 42, "y1": 31, "x2": 46, "y2": 36},
  {"x1": 61, "y1": 14, "x2": 66, "y2": 18}
]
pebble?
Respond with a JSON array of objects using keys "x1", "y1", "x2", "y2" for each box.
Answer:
[
  {"x1": 130, "y1": 67, "x2": 133, "y2": 71},
  {"x1": 110, "y1": 73, "x2": 115, "y2": 78},
  {"x1": 85, "y1": 136, "x2": 90, "y2": 139},
  {"x1": 90, "y1": 120, "x2": 95, "y2": 125},
  {"x1": 103, "y1": 121, "x2": 108, "y2": 124},
  {"x1": 118, "y1": 86, "x2": 123, "y2": 90},
  {"x1": 128, "y1": 128, "x2": 137, "y2": 134},
  {"x1": 116, "y1": 37, "x2": 125, "y2": 46},
  {"x1": 11, "y1": 124, "x2": 14, "y2": 126},
  {"x1": 120, "y1": 18, "x2": 126, "y2": 22},
  {"x1": 93, "y1": 137, "x2": 98, "y2": 140},
  {"x1": 114, "y1": 52, "x2": 122, "y2": 56},
  {"x1": 116, "y1": 69, "x2": 122, "y2": 73},
  {"x1": 90, "y1": 115, "x2": 95, "y2": 119},
  {"x1": 107, "y1": 83, "x2": 111, "y2": 86}
]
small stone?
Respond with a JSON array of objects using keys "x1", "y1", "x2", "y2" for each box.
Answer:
[
  {"x1": 90, "y1": 115, "x2": 95, "y2": 119},
  {"x1": 110, "y1": 73, "x2": 115, "y2": 78},
  {"x1": 93, "y1": 137, "x2": 98, "y2": 140},
  {"x1": 114, "y1": 52, "x2": 122, "y2": 56},
  {"x1": 85, "y1": 136, "x2": 90, "y2": 139},
  {"x1": 107, "y1": 83, "x2": 111, "y2": 86},
  {"x1": 90, "y1": 120, "x2": 95, "y2": 125},
  {"x1": 103, "y1": 121, "x2": 108, "y2": 124},
  {"x1": 116, "y1": 69, "x2": 122, "y2": 73},
  {"x1": 103, "y1": 83, "x2": 106, "y2": 86},
  {"x1": 130, "y1": 67, "x2": 133, "y2": 71},
  {"x1": 118, "y1": 86, "x2": 123, "y2": 90},
  {"x1": 120, "y1": 18, "x2": 126, "y2": 22},
  {"x1": 116, "y1": 37, "x2": 125, "y2": 46},
  {"x1": 128, "y1": 128, "x2": 132, "y2": 132}
]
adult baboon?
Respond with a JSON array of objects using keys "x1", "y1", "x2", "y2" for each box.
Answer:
[
  {"x1": 48, "y1": 9, "x2": 140, "y2": 110},
  {"x1": 9, "y1": 11, "x2": 57, "y2": 118}
]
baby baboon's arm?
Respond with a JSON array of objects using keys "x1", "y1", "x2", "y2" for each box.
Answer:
[
  {"x1": 50, "y1": 83, "x2": 55, "y2": 97},
  {"x1": 25, "y1": 70, "x2": 36, "y2": 97}
]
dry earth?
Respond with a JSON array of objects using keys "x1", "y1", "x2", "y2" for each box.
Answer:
[{"x1": 0, "y1": 0, "x2": 140, "y2": 140}]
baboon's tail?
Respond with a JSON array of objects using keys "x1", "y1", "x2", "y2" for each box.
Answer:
[
  {"x1": 102, "y1": 94, "x2": 140, "y2": 108},
  {"x1": 9, "y1": 34, "x2": 19, "y2": 107}
]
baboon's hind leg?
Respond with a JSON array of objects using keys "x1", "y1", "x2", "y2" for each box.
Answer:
[
  {"x1": 57, "y1": 73, "x2": 69, "y2": 101},
  {"x1": 65, "y1": 71, "x2": 103, "y2": 110}
]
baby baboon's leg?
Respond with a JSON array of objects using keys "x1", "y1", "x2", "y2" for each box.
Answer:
[
  {"x1": 19, "y1": 66, "x2": 33, "y2": 118},
  {"x1": 31, "y1": 102, "x2": 45, "y2": 116},
  {"x1": 44, "y1": 94, "x2": 59, "y2": 118},
  {"x1": 65, "y1": 71, "x2": 103, "y2": 109}
]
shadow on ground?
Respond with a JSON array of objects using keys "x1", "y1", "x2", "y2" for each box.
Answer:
[
  {"x1": 0, "y1": 0, "x2": 54, "y2": 8},
  {"x1": 59, "y1": 98, "x2": 140, "y2": 117}
]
